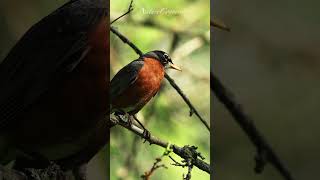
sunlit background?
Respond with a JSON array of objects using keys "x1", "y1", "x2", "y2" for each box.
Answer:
[
  {"x1": 111, "y1": 0, "x2": 210, "y2": 179},
  {"x1": 213, "y1": 0, "x2": 320, "y2": 179}
]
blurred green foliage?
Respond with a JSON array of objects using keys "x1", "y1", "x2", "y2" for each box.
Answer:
[{"x1": 111, "y1": 0, "x2": 210, "y2": 179}]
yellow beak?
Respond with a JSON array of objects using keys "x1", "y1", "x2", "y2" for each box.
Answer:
[{"x1": 169, "y1": 63, "x2": 182, "y2": 71}]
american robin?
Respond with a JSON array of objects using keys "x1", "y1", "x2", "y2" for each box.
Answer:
[
  {"x1": 110, "y1": 50, "x2": 181, "y2": 118},
  {"x1": 0, "y1": 0, "x2": 109, "y2": 171}
]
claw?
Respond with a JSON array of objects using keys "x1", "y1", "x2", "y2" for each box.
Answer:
[
  {"x1": 142, "y1": 129, "x2": 151, "y2": 143},
  {"x1": 127, "y1": 115, "x2": 133, "y2": 127},
  {"x1": 131, "y1": 115, "x2": 151, "y2": 143}
]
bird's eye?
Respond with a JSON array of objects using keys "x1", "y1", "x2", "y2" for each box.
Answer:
[{"x1": 163, "y1": 53, "x2": 172, "y2": 64}]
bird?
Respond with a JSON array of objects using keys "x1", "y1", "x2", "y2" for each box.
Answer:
[
  {"x1": 0, "y1": 0, "x2": 109, "y2": 173},
  {"x1": 110, "y1": 50, "x2": 181, "y2": 123}
]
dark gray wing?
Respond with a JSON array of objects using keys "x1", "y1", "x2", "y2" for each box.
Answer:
[
  {"x1": 0, "y1": 0, "x2": 107, "y2": 129},
  {"x1": 110, "y1": 59, "x2": 144, "y2": 102}
]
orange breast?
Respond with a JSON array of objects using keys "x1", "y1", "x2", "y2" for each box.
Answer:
[{"x1": 112, "y1": 58, "x2": 164, "y2": 114}]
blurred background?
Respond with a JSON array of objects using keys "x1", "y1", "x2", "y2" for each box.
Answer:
[
  {"x1": 0, "y1": 0, "x2": 108, "y2": 179},
  {"x1": 111, "y1": 0, "x2": 210, "y2": 179},
  {"x1": 213, "y1": 0, "x2": 320, "y2": 179}
]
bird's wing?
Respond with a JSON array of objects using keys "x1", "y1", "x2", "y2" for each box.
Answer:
[
  {"x1": 0, "y1": 0, "x2": 107, "y2": 129},
  {"x1": 110, "y1": 59, "x2": 144, "y2": 102}
]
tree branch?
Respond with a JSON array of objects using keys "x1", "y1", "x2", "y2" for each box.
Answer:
[
  {"x1": 141, "y1": 156, "x2": 168, "y2": 180},
  {"x1": 110, "y1": 117, "x2": 210, "y2": 174},
  {"x1": 110, "y1": 27, "x2": 143, "y2": 56},
  {"x1": 164, "y1": 73, "x2": 210, "y2": 130},
  {"x1": 211, "y1": 73, "x2": 294, "y2": 180},
  {"x1": 110, "y1": 0, "x2": 133, "y2": 25}
]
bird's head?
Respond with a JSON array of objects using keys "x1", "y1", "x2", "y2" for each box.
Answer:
[{"x1": 143, "y1": 50, "x2": 182, "y2": 71}]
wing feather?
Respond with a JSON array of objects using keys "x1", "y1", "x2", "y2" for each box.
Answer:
[{"x1": 110, "y1": 59, "x2": 144, "y2": 102}]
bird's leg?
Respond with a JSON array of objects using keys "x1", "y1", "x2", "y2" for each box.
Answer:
[
  {"x1": 127, "y1": 114, "x2": 134, "y2": 127},
  {"x1": 132, "y1": 115, "x2": 151, "y2": 142},
  {"x1": 114, "y1": 111, "x2": 151, "y2": 141},
  {"x1": 114, "y1": 111, "x2": 133, "y2": 127}
]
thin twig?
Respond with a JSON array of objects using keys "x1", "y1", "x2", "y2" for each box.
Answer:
[
  {"x1": 109, "y1": 117, "x2": 210, "y2": 174},
  {"x1": 110, "y1": 26, "x2": 143, "y2": 56},
  {"x1": 169, "y1": 156, "x2": 184, "y2": 166},
  {"x1": 164, "y1": 73, "x2": 210, "y2": 131},
  {"x1": 211, "y1": 73, "x2": 294, "y2": 180},
  {"x1": 210, "y1": 19, "x2": 231, "y2": 32},
  {"x1": 184, "y1": 159, "x2": 193, "y2": 180},
  {"x1": 110, "y1": 0, "x2": 134, "y2": 25},
  {"x1": 169, "y1": 150, "x2": 196, "y2": 180},
  {"x1": 141, "y1": 157, "x2": 168, "y2": 180}
]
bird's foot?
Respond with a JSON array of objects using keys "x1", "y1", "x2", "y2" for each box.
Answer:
[
  {"x1": 115, "y1": 112, "x2": 151, "y2": 142},
  {"x1": 127, "y1": 115, "x2": 134, "y2": 127},
  {"x1": 114, "y1": 111, "x2": 125, "y2": 119},
  {"x1": 131, "y1": 115, "x2": 151, "y2": 143},
  {"x1": 142, "y1": 129, "x2": 151, "y2": 143},
  {"x1": 114, "y1": 111, "x2": 132, "y2": 126}
]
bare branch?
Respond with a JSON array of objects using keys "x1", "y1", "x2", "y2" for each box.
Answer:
[
  {"x1": 169, "y1": 152, "x2": 195, "y2": 180},
  {"x1": 110, "y1": 0, "x2": 134, "y2": 25},
  {"x1": 164, "y1": 73, "x2": 210, "y2": 130},
  {"x1": 141, "y1": 157, "x2": 168, "y2": 180},
  {"x1": 110, "y1": 26, "x2": 143, "y2": 56},
  {"x1": 211, "y1": 73, "x2": 294, "y2": 180},
  {"x1": 109, "y1": 117, "x2": 210, "y2": 174}
]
